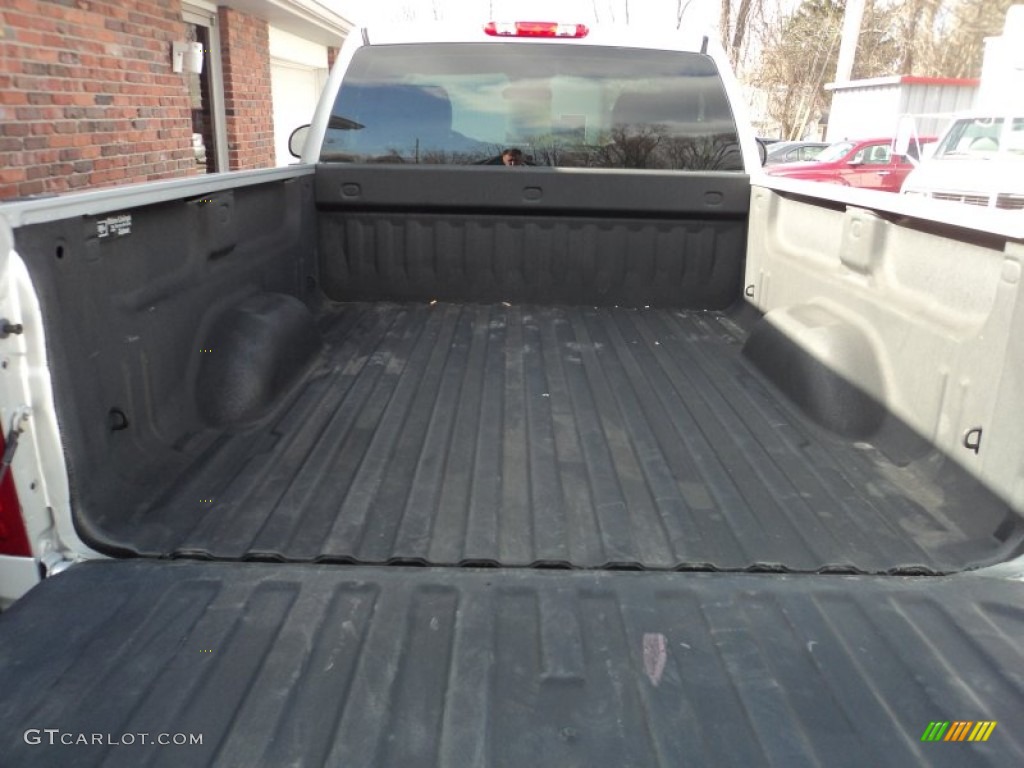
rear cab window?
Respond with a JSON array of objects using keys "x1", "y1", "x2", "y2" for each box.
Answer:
[
  {"x1": 321, "y1": 43, "x2": 743, "y2": 171},
  {"x1": 935, "y1": 118, "x2": 1004, "y2": 157}
]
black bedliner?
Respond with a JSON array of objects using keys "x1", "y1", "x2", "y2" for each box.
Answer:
[
  {"x1": 82, "y1": 302, "x2": 1022, "y2": 573},
  {"x1": 1, "y1": 560, "x2": 1021, "y2": 767},
  {"x1": 12, "y1": 171, "x2": 1021, "y2": 574}
]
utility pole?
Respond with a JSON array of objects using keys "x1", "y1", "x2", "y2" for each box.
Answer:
[{"x1": 834, "y1": 0, "x2": 866, "y2": 84}]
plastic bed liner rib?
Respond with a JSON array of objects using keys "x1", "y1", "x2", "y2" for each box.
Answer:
[
  {"x1": 0, "y1": 560, "x2": 1022, "y2": 767},
  {"x1": 88, "y1": 302, "x2": 1022, "y2": 572}
]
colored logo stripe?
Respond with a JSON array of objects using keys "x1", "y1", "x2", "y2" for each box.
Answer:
[
  {"x1": 921, "y1": 722, "x2": 949, "y2": 742},
  {"x1": 921, "y1": 720, "x2": 997, "y2": 743},
  {"x1": 969, "y1": 722, "x2": 997, "y2": 742},
  {"x1": 945, "y1": 721, "x2": 972, "y2": 741}
]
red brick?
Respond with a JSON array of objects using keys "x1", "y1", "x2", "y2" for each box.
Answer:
[
  {"x1": 17, "y1": 180, "x2": 46, "y2": 197},
  {"x1": 218, "y1": 6, "x2": 274, "y2": 170},
  {"x1": 0, "y1": 168, "x2": 28, "y2": 184},
  {"x1": 1, "y1": 92, "x2": 30, "y2": 105},
  {"x1": 28, "y1": 149, "x2": 60, "y2": 164},
  {"x1": 4, "y1": 0, "x2": 39, "y2": 14},
  {"x1": 0, "y1": 1, "x2": 269, "y2": 198}
]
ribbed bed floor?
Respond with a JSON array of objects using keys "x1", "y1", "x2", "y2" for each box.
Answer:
[
  {"x1": 102, "y1": 302, "x2": 1021, "y2": 573},
  {"x1": 2, "y1": 561, "x2": 1022, "y2": 768}
]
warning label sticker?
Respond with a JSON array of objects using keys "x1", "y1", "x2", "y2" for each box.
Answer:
[{"x1": 97, "y1": 214, "x2": 132, "y2": 239}]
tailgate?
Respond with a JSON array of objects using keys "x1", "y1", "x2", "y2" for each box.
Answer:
[{"x1": 1, "y1": 560, "x2": 1022, "y2": 767}]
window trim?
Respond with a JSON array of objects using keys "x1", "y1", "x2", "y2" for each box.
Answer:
[{"x1": 183, "y1": 4, "x2": 229, "y2": 173}]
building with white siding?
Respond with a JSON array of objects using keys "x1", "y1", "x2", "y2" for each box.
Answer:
[{"x1": 824, "y1": 76, "x2": 978, "y2": 142}]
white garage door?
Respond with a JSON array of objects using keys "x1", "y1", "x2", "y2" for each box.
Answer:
[{"x1": 271, "y1": 60, "x2": 327, "y2": 166}]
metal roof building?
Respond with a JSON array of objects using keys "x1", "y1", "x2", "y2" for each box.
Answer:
[{"x1": 824, "y1": 76, "x2": 978, "y2": 141}]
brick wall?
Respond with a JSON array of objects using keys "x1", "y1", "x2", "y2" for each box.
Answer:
[
  {"x1": 218, "y1": 7, "x2": 274, "y2": 171},
  {"x1": 0, "y1": 1, "x2": 196, "y2": 200}
]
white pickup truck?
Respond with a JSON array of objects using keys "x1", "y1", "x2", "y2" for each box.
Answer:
[
  {"x1": 0, "y1": 19, "x2": 1022, "y2": 767},
  {"x1": 901, "y1": 112, "x2": 1024, "y2": 210}
]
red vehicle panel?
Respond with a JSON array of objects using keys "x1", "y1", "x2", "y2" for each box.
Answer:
[
  {"x1": 765, "y1": 137, "x2": 935, "y2": 192},
  {"x1": 0, "y1": 430, "x2": 30, "y2": 557}
]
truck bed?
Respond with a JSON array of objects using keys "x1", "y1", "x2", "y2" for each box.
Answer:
[
  {"x1": 1, "y1": 559, "x2": 1022, "y2": 768},
  {"x1": 3, "y1": 36, "x2": 1024, "y2": 766},
  {"x1": 10, "y1": 169, "x2": 1020, "y2": 575},
  {"x1": 89, "y1": 300, "x2": 1020, "y2": 573},
  {"x1": 4, "y1": 155, "x2": 1024, "y2": 768}
]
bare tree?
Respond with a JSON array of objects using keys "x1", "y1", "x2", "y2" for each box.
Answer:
[
  {"x1": 720, "y1": 0, "x2": 767, "y2": 70},
  {"x1": 676, "y1": 0, "x2": 695, "y2": 29},
  {"x1": 720, "y1": 0, "x2": 731, "y2": 52},
  {"x1": 395, "y1": 1, "x2": 442, "y2": 22},
  {"x1": 752, "y1": 0, "x2": 851, "y2": 138},
  {"x1": 915, "y1": 0, "x2": 1016, "y2": 77},
  {"x1": 731, "y1": 0, "x2": 755, "y2": 64},
  {"x1": 749, "y1": 0, "x2": 984, "y2": 138},
  {"x1": 894, "y1": 0, "x2": 940, "y2": 73},
  {"x1": 592, "y1": 0, "x2": 634, "y2": 25}
]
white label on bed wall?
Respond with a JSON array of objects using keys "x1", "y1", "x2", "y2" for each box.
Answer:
[{"x1": 97, "y1": 214, "x2": 132, "y2": 239}]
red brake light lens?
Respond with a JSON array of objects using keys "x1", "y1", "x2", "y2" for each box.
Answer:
[
  {"x1": 484, "y1": 21, "x2": 589, "y2": 38},
  {"x1": 0, "y1": 431, "x2": 30, "y2": 558}
]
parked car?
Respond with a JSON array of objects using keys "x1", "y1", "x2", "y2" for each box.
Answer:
[
  {"x1": 766, "y1": 136, "x2": 935, "y2": 192},
  {"x1": 901, "y1": 114, "x2": 1024, "y2": 210},
  {"x1": 764, "y1": 140, "x2": 828, "y2": 165}
]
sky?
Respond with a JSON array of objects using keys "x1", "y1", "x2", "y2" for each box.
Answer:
[{"x1": 320, "y1": 0, "x2": 723, "y2": 37}]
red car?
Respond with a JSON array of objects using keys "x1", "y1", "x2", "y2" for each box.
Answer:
[{"x1": 765, "y1": 137, "x2": 935, "y2": 192}]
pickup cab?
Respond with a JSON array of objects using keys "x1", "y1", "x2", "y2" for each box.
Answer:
[
  {"x1": 0, "y1": 19, "x2": 1023, "y2": 768},
  {"x1": 902, "y1": 113, "x2": 1024, "y2": 209},
  {"x1": 766, "y1": 136, "x2": 933, "y2": 191}
]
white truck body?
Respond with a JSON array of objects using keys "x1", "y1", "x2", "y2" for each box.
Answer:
[{"x1": 901, "y1": 112, "x2": 1024, "y2": 210}]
